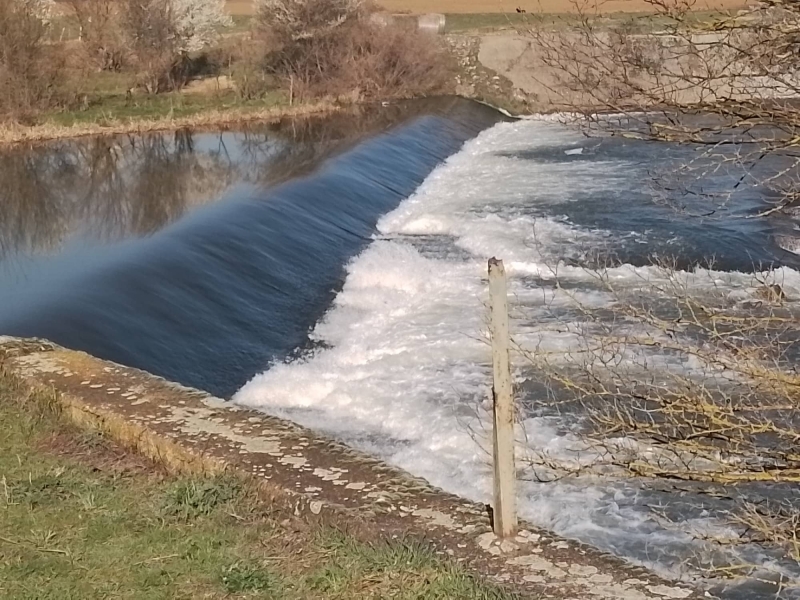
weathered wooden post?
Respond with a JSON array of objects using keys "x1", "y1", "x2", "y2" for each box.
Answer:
[{"x1": 488, "y1": 257, "x2": 517, "y2": 538}]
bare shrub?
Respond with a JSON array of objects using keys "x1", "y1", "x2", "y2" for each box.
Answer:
[
  {"x1": 122, "y1": 0, "x2": 185, "y2": 93},
  {"x1": 257, "y1": 0, "x2": 364, "y2": 43},
  {"x1": 517, "y1": 0, "x2": 800, "y2": 470},
  {"x1": 333, "y1": 22, "x2": 453, "y2": 100},
  {"x1": 67, "y1": 0, "x2": 231, "y2": 93},
  {"x1": 519, "y1": 261, "x2": 800, "y2": 485},
  {"x1": 254, "y1": 0, "x2": 451, "y2": 101},
  {"x1": 527, "y1": 0, "x2": 800, "y2": 217},
  {"x1": 0, "y1": 0, "x2": 64, "y2": 120},
  {"x1": 67, "y1": 0, "x2": 128, "y2": 71},
  {"x1": 224, "y1": 33, "x2": 276, "y2": 100},
  {"x1": 505, "y1": 6, "x2": 800, "y2": 578}
]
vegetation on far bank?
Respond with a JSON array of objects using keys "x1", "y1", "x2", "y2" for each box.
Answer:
[
  {"x1": 441, "y1": 9, "x2": 726, "y2": 32},
  {"x1": 0, "y1": 99, "x2": 339, "y2": 147},
  {"x1": 0, "y1": 371, "x2": 515, "y2": 599},
  {"x1": 0, "y1": 0, "x2": 453, "y2": 143},
  {"x1": 0, "y1": 0, "x2": 737, "y2": 145}
]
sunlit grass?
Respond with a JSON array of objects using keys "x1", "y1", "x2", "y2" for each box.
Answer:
[{"x1": 0, "y1": 374, "x2": 516, "y2": 599}]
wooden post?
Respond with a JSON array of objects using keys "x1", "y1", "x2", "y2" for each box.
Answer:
[{"x1": 488, "y1": 257, "x2": 517, "y2": 538}]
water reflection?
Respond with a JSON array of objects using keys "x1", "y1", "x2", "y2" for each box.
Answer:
[
  {"x1": 0, "y1": 96, "x2": 503, "y2": 396},
  {"x1": 0, "y1": 100, "x2": 462, "y2": 262}
]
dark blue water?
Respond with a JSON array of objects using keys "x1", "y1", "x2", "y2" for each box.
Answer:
[
  {"x1": 497, "y1": 137, "x2": 800, "y2": 272},
  {"x1": 0, "y1": 98, "x2": 503, "y2": 396}
]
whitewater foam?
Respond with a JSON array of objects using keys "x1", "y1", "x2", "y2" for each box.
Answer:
[{"x1": 234, "y1": 119, "x2": 800, "y2": 592}]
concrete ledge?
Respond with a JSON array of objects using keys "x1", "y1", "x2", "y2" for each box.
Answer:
[{"x1": 0, "y1": 337, "x2": 699, "y2": 599}]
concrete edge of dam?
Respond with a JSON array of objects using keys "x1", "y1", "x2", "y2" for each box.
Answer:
[{"x1": 0, "y1": 336, "x2": 699, "y2": 600}]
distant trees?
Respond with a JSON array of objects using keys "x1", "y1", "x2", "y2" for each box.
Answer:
[
  {"x1": 69, "y1": 0, "x2": 231, "y2": 92},
  {"x1": 252, "y1": 0, "x2": 452, "y2": 100},
  {"x1": 0, "y1": 0, "x2": 63, "y2": 119}
]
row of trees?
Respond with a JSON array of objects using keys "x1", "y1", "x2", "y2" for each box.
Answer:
[{"x1": 0, "y1": 0, "x2": 450, "y2": 122}]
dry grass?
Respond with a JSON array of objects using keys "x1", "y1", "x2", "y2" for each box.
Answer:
[{"x1": 0, "y1": 101, "x2": 339, "y2": 147}]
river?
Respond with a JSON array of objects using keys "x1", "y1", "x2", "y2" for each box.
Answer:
[{"x1": 1, "y1": 97, "x2": 799, "y2": 597}]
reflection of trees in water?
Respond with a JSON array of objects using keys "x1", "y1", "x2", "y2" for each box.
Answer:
[
  {"x1": 0, "y1": 129, "x2": 238, "y2": 259},
  {"x1": 0, "y1": 99, "x2": 449, "y2": 259},
  {"x1": 237, "y1": 100, "x2": 449, "y2": 186}
]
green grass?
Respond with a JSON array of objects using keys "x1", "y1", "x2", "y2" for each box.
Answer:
[
  {"x1": 444, "y1": 12, "x2": 537, "y2": 32},
  {"x1": 443, "y1": 10, "x2": 730, "y2": 32},
  {"x1": 46, "y1": 89, "x2": 288, "y2": 127},
  {"x1": 0, "y1": 376, "x2": 516, "y2": 600},
  {"x1": 227, "y1": 14, "x2": 256, "y2": 33}
]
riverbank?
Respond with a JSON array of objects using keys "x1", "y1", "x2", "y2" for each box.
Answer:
[
  {"x1": 0, "y1": 359, "x2": 516, "y2": 600},
  {"x1": 1, "y1": 5, "x2": 752, "y2": 149},
  {"x1": 0, "y1": 337, "x2": 699, "y2": 599},
  {"x1": 0, "y1": 99, "x2": 342, "y2": 148}
]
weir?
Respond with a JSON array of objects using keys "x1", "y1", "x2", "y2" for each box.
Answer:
[
  {"x1": 2, "y1": 98, "x2": 800, "y2": 597},
  {"x1": 0, "y1": 98, "x2": 502, "y2": 396}
]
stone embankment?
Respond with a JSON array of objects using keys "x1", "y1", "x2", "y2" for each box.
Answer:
[{"x1": 0, "y1": 337, "x2": 699, "y2": 599}]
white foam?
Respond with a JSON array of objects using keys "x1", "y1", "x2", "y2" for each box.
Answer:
[{"x1": 234, "y1": 119, "x2": 800, "y2": 586}]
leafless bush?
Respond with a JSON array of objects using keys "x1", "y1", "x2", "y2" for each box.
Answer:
[
  {"x1": 257, "y1": 0, "x2": 367, "y2": 41},
  {"x1": 66, "y1": 0, "x2": 230, "y2": 93},
  {"x1": 122, "y1": 0, "x2": 184, "y2": 93},
  {"x1": 254, "y1": 0, "x2": 451, "y2": 100},
  {"x1": 513, "y1": 1, "x2": 800, "y2": 577},
  {"x1": 0, "y1": 0, "x2": 64, "y2": 121},
  {"x1": 333, "y1": 22, "x2": 453, "y2": 100},
  {"x1": 508, "y1": 253, "x2": 800, "y2": 583},
  {"x1": 520, "y1": 261, "x2": 800, "y2": 483},
  {"x1": 67, "y1": 0, "x2": 128, "y2": 71},
  {"x1": 224, "y1": 33, "x2": 276, "y2": 100},
  {"x1": 527, "y1": 0, "x2": 800, "y2": 218}
]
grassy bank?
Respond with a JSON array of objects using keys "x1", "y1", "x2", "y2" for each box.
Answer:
[
  {"x1": 0, "y1": 95, "x2": 339, "y2": 147},
  {"x1": 0, "y1": 373, "x2": 514, "y2": 600}
]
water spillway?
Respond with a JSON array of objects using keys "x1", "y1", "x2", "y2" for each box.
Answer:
[
  {"x1": 3, "y1": 100, "x2": 800, "y2": 597},
  {"x1": 0, "y1": 98, "x2": 503, "y2": 396}
]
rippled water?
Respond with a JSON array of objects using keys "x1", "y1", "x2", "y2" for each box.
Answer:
[{"x1": 2, "y1": 100, "x2": 800, "y2": 597}]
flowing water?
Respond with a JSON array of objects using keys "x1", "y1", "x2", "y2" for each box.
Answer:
[
  {"x1": 2, "y1": 98, "x2": 799, "y2": 597},
  {"x1": 0, "y1": 98, "x2": 501, "y2": 396}
]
